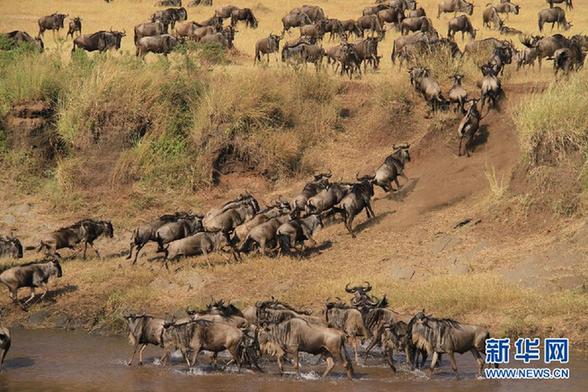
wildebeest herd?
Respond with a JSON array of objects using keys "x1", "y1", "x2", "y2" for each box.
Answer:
[{"x1": 121, "y1": 282, "x2": 496, "y2": 380}]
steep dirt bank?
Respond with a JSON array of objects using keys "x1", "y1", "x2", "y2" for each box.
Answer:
[{"x1": 0, "y1": 80, "x2": 586, "y2": 345}]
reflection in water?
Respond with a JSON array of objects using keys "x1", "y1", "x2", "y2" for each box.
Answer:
[{"x1": 0, "y1": 329, "x2": 585, "y2": 392}]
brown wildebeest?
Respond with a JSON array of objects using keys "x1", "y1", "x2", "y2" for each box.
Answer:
[
  {"x1": 239, "y1": 214, "x2": 291, "y2": 256},
  {"x1": 215, "y1": 5, "x2": 239, "y2": 19},
  {"x1": 66, "y1": 17, "x2": 82, "y2": 39},
  {"x1": 200, "y1": 26, "x2": 236, "y2": 49},
  {"x1": 546, "y1": 0, "x2": 573, "y2": 11},
  {"x1": 161, "y1": 231, "x2": 238, "y2": 268},
  {"x1": 493, "y1": 2, "x2": 521, "y2": 18},
  {"x1": 480, "y1": 64, "x2": 504, "y2": 110},
  {"x1": 334, "y1": 175, "x2": 376, "y2": 238},
  {"x1": 3, "y1": 31, "x2": 44, "y2": 51},
  {"x1": 324, "y1": 18, "x2": 344, "y2": 41},
  {"x1": 258, "y1": 317, "x2": 354, "y2": 379},
  {"x1": 0, "y1": 259, "x2": 62, "y2": 308},
  {"x1": 136, "y1": 34, "x2": 180, "y2": 58},
  {"x1": 373, "y1": 144, "x2": 411, "y2": 192},
  {"x1": 282, "y1": 12, "x2": 312, "y2": 33},
  {"x1": 231, "y1": 8, "x2": 258, "y2": 28},
  {"x1": 256, "y1": 298, "x2": 324, "y2": 326},
  {"x1": 254, "y1": 33, "x2": 282, "y2": 63},
  {"x1": 134, "y1": 21, "x2": 165, "y2": 45},
  {"x1": 538, "y1": 7, "x2": 572, "y2": 32},
  {"x1": 155, "y1": 215, "x2": 203, "y2": 251},
  {"x1": 324, "y1": 299, "x2": 370, "y2": 364},
  {"x1": 290, "y1": 5, "x2": 325, "y2": 22},
  {"x1": 448, "y1": 74, "x2": 468, "y2": 113},
  {"x1": 276, "y1": 214, "x2": 323, "y2": 256},
  {"x1": 553, "y1": 47, "x2": 586, "y2": 77},
  {"x1": 339, "y1": 19, "x2": 362, "y2": 38},
  {"x1": 124, "y1": 313, "x2": 165, "y2": 366},
  {"x1": 0, "y1": 325, "x2": 9, "y2": 371},
  {"x1": 401, "y1": 16, "x2": 432, "y2": 35},
  {"x1": 0, "y1": 235, "x2": 23, "y2": 259},
  {"x1": 437, "y1": 0, "x2": 474, "y2": 19},
  {"x1": 356, "y1": 14, "x2": 385, "y2": 38},
  {"x1": 72, "y1": 30, "x2": 125, "y2": 53},
  {"x1": 156, "y1": 0, "x2": 182, "y2": 6},
  {"x1": 408, "y1": 312, "x2": 493, "y2": 377},
  {"x1": 500, "y1": 25, "x2": 523, "y2": 36},
  {"x1": 448, "y1": 15, "x2": 476, "y2": 40},
  {"x1": 37, "y1": 219, "x2": 114, "y2": 259},
  {"x1": 457, "y1": 99, "x2": 481, "y2": 156},
  {"x1": 483, "y1": 6, "x2": 504, "y2": 30},
  {"x1": 38, "y1": 13, "x2": 68, "y2": 38}
]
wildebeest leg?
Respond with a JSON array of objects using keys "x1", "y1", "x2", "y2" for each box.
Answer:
[
  {"x1": 89, "y1": 242, "x2": 101, "y2": 258},
  {"x1": 448, "y1": 351, "x2": 459, "y2": 379},
  {"x1": 293, "y1": 350, "x2": 301, "y2": 377},
  {"x1": 203, "y1": 250, "x2": 213, "y2": 268},
  {"x1": 352, "y1": 336, "x2": 360, "y2": 365},
  {"x1": 385, "y1": 346, "x2": 396, "y2": 372},
  {"x1": 127, "y1": 344, "x2": 141, "y2": 366},
  {"x1": 366, "y1": 201, "x2": 375, "y2": 219},
  {"x1": 471, "y1": 348, "x2": 485, "y2": 375},
  {"x1": 83, "y1": 242, "x2": 88, "y2": 259},
  {"x1": 39, "y1": 282, "x2": 48, "y2": 300},
  {"x1": 429, "y1": 351, "x2": 440, "y2": 376},
  {"x1": 132, "y1": 243, "x2": 145, "y2": 265},
  {"x1": 346, "y1": 215, "x2": 356, "y2": 238},
  {"x1": 0, "y1": 348, "x2": 7, "y2": 371},
  {"x1": 322, "y1": 353, "x2": 335, "y2": 378},
  {"x1": 277, "y1": 355, "x2": 284, "y2": 375},
  {"x1": 23, "y1": 288, "x2": 36, "y2": 305},
  {"x1": 138, "y1": 344, "x2": 148, "y2": 366},
  {"x1": 363, "y1": 330, "x2": 382, "y2": 363}
]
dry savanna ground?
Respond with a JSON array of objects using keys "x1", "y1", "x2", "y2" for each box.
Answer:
[{"x1": 0, "y1": 0, "x2": 587, "y2": 345}]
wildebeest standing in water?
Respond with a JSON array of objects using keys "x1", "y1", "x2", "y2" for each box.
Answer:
[
  {"x1": 0, "y1": 325, "x2": 9, "y2": 371},
  {"x1": 373, "y1": 144, "x2": 411, "y2": 192},
  {"x1": 0, "y1": 235, "x2": 23, "y2": 259},
  {"x1": 124, "y1": 313, "x2": 165, "y2": 366},
  {"x1": 324, "y1": 299, "x2": 371, "y2": 365},
  {"x1": 66, "y1": 17, "x2": 82, "y2": 39},
  {"x1": 0, "y1": 258, "x2": 62, "y2": 308},
  {"x1": 37, "y1": 13, "x2": 68, "y2": 38}
]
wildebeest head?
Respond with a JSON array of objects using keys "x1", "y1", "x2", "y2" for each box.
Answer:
[
  {"x1": 110, "y1": 30, "x2": 126, "y2": 50},
  {"x1": 313, "y1": 170, "x2": 332, "y2": 182},
  {"x1": 345, "y1": 281, "x2": 372, "y2": 294},
  {"x1": 50, "y1": 258, "x2": 63, "y2": 277},
  {"x1": 55, "y1": 13, "x2": 68, "y2": 28},
  {"x1": 2, "y1": 236, "x2": 23, "y2": 258},
  {"x1": 393, "y1": 143, "x2": 411, "y2": 163}
]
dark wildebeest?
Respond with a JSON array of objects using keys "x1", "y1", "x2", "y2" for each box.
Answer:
[
  {"x1": 203, "y1": 199, "x2": 258, "y2": 234},
  {"x1": 448, "y1": 74, "x2": 468, "y2": 114},
  {"x1": 377, "y1": 8, "x2": 405, "y2": 32},
  {"x1": 457, "y1": 99, "x2": 481, "y2": 156},
  {"x1": 409, "y1": 67, "x2": 448, "y2": 112},
  {"x1": 401, "y1": 16, "x2": 432, "y2": 36},
  {"x1": 306, "y1": 182, "x2": 352, "y2": 215},
  {"x1": 37, "y1": 13, "x2": 68, "y2": 38},
  {"x1": 464, "y1": 37, "x2": 513, "y2": 58},
  {"x1": 448, "y1": 15, "x2": 476, "y2": 40},
  {"x1": 136, "y1": 34, "x2": 180, "y2": 58},
  {"x1": 152, "y1": 7, "x2": 188, "y2": 32},
  {"x1": 500, "y1": 25, "x2": 523, "y2": 36},
  {"x1": 373, "y1": 144, "x2": 411, "y2": 192},
  {"x1": 161, "y1": 231, "x2": 238, "y2": 268},
  {"x1": 0, "y1": 235, "x2": 23, "y2": 259},
  {"x1": 340, "y1": 19, "x2": 363, "y2": 38},
  {"x1": 480, "y1": 64, "x2": 504, "y2": 110},
  {"x1": 529, "y1": 34, "x2": 570, "y2": 69},
  {"x1": 188, "y1": 0, "x2": 213, "y2": 6},
  {"x1": 290, "y1": 172, "x2": 331, "y2": 216},
  {"x1": 124, "y1": 313, "x2": 165, "y2": 366},
  {"x1": 290, "y1": 5, "x2": 325, "y2": 22},
  {"x1": 324, "y1": 19, "x2": 344, "y2": 41},
  {"x1": 66, "y1": 17, "x2": 82, "y2": 39},
  {"x1": 493, "y1": 2, "x2": 521, "y2": 18},
  {"x1": 134, "y1": 21, "x2": 165, "y2": 45},
  {"x1": 356, "y1": 15, "x2": 385, "y2": 38},
  {"x1": 231, "y1": 8, "x2": 258, "y2": 28},
  {"x1": 258, "y1": 318, "x2": 354, "y2": 379},
  {"x1": 363, "y1": 4, "x2": 391, "y2": 17},
  {"x1": 482, "y1": 6, "x2": 504, "y2": 30},
  {"x1": 553, "y1": 47, "x2": 586, "y2": 76},
  {"x1": 156, "y1": 0, "x2": 182, "y2": 6},
  {"x1": 324, "y1": 299, "x2": 370, "y2": 364},
  {"x1": 324, "y1": 42, "x2": 362, "y2": 79},
  {"x1": 233, "y1": 201, "x2": 291, "y2": 243},
  {"x1": 127, "y1": 212, "x2": 192, "y2": 264},
  {"x1": 0, "y1": 258, "x2": 62, "y2": 307},
  {"x1": 200, "y1": 26, "x2": 236, "y2": 49},
  {"x1": 515, "y1": 46, "x2": 539, "y2": 69},
  {"x1": 239, "y1": 214, "x2": 291, "y2": 256},
  {"x1": 276, "y1": 214, "x2": 323, "y2": 256},
  {"x1": 0, "y1": 325, "x2": 9, "y2": 371},
  {"x1": 72, "y1": 30, "x2": 126, "y2": 53},
  {"x1": 155, "y1": 215, "x2": 203, "y2": 251},
  {"x1": 334, "y1": 175, "x2": 376, "y2": 238},
  {"x1": 381, "y1": 320, "x2": 412, "y2": 371},
  {"x1": 300, "y1": 20, "x2": 327, "y2": 41},
  {"x1": 546, "y1": 0, "x2": 573, "y2": 11},
  {"x1": 390, "y1": 31, "x2": 434, "y2": 67},
  {"x1": 254, "y1": 33, "x2": 282, "y2": 63},
  {"x1": 37, "y1": 219, "x2": 113, "y2": 259},
  {"x1": 215, "y1": 5, "x2": 239, "y2": 19},
  {"x1": 408, "y1": 7, "x2": 427, "y2": 18},
  {"x1": 437, "y1": 0, "x2": 474, "y2": 19},
  {"x1": 3, "y1": 31, "x2": 44, "y2": 51},
  {"x1": 408, "y1": 312, "x2": 493, "y2": 377},
  {"x1": 256, "y1": 299, "x2": 324, "y2": 326},
  {"x1": 199, "y1": 15, "x2": 224, "y2": 28},
  {"x1": 538, "y1": 7, "x2": 572, "y2": 32},
  {"x1": 203, "y1": 194, "x2": 259, "y2": 227},
  {"x1": 282, "y1": 12, "x2": 312, "y2": 33}
]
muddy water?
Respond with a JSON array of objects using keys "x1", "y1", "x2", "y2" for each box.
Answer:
[{"x1": 0, "y1": 329, "x2": 586, "y2": 392}]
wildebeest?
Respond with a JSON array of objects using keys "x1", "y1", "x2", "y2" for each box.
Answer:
[
  {"x1": 254, "y1": 33, "x2": 282, "y2": 64},
  {"x1": 457, "y1": 99, "x2": 481, "y2": 156},
  {"x1": 356, "y1": 15, "x2": 385, "y2": 38},
  {"x1": 136, "y1": 34, "x2": 180, "y2": 58},
  {"x1": 37, "y1": 13, "x2": 68, "y2": 38},
  {"x1": 306, "y1": 182, "x2": 352, "y2": 215},
  {"x1": 373, "y1": 144, "x2": 411, "y2": 192},
  {"x1": 448, "y1": 74, "x2": 468, "y2": 114},
  {"x1": 401, "y1": 16, "x2": 432, "y2": 36},
  {"x1": 134, "y1": 21, "x2": 166, "y2": 45},
  {"x1": 324, "y1": 42, "x2": 362, "y2": 78},
  {"x1": 290, "y1": 172, "x2": 331, "y2": 216},
  {"x1": 155, "y1": 215, "x2": 203, "y2": 251},
  {"x1": 482, "y1": 6, "x2": 504, "y2": 30},
  {"x1": 156, "y1": 0, "x2": 182, "y2": 6},
  {"x1": 215, "y1": 5, "x2": 239, "y2": 19},
  {"x1": 340, "y1": 19, "x2": 363, "y2": 38},
  {"x1": 258, "y1": 318, "x2": 354, "y2": 379},
  {"x1": 515, "y1": 46, "x2": 539, "y2": 69},
  {"x1": 363, "y1": 4, "x2": 391, "y2": 17},
  {"x1": 72, "y1": 30, "x2": 126, "y2": 53},
  {"x1": 2, "y1": 31, "x2": 44, "y2": 51},
  {"x1": 290, "y1": 5, "x2": 325, "y2": 22},
  {"x1": 239, "y1": 214, "x2": 291, "y2": 255},
  {"x1": 494, "y1": 2, "x2": 521, "y2": 17},
  {"x1": 161, "y1": 231, "x2": 237, "y2": 268},
  {"x1": 408, "y1": 7, "x2": 427, "y2": 18},
  {"x1": 546, "y1": 0, "x2": 573, "y2": 10},
  {"x1": 188, "y1": 0, "x2": 212, "y2": 6},
  {"x1": 529, "y1": 34, "x2": 572, "y2": 69},
  {"x1": 233, "y1": 201, "x2": 290, "y2": 243},
  {"x1": 37, "y1": 219, "x2": 113, "y2": 259},
  {"x1": 488, "y1": 45, "x2": 513, "y2": 75},
  {"x1": 409, "y1": 312, "x2": 493, "y2": 377},
  {"x1": 377, "y1": 8, "x2": 405, "y2": 31},
  {"x1": 231, "y1": 8, "x2": 258, "y2": 28},
  {"x1": 276, "y1": 214, "x2": 323, "y2": 256},
  {"x1": 538, "y1": 7, "x2": 572, "y2": 32},
  {"x1": 300, "y1": 20, "x2": 327, "y2": 41},
  {"x1": 324, "y1": 299, "x2": 370, "y2": 364},
  {"x1": 127, "y1": 212, "x2": 192, "y2": 264},
  {"x1": 334, "y1": 175, "x2": 376, "y2": 238},
  {"x1": 203, "y1": 199, "x2": 257, "y2": 234},
  {"x1": 499, "y1": 25, "x2": 523, "y2": 36},
  {"x1": 124, "y1": 313, "x2": 165, "y2": 366},
  {"x1": 66, "y1": 17, "x2": 82, "y2": 39},
  {"x1": 0, "y1": 258, "x2": 62, "y2": 307},
  {"x1": 553, "y1": 47, "x2": 586, "y2": 76},
  {"x1": 174, "y1": 21, "x2": 201, "y2": 38},
  {"x1": 282, "y1": 12, "x2": 312, "y2": 33},
  {"x1": 437, "y1": 0, "x2": 474, "y2": 19},
  {"x1": 381, "y1": 320, "x2": 411, "y2": 371},
  {"x1": 200, "y1": 26, "x2": 236, "y2": 49},
  {"x1": 0, "y1": 324, "x2": 9, "y2": 371},
  {"x1": 0, "y1": 235, "x2": 23, "y2": 259},
  {"x1": 448, "y1": 15, "x2": 476, "y2": 40},
  {"x1": 409, "y1": 67, "x2": 448, "y2": 112},
  {"x1": 323, "y1": 19, "x2": 344, "y2": 41},
  {"x1": 152, "y1": 7, "x2": 188, "y2": 32},
  {"x1": 390, "y1": 31, "x2": 435, "y2": 67},
  {"x1": 256, "y1": 299, "x2": 324, "y2": 326},
  {"x1": 480, "y1": 64, "x2": 504, "y2": 110}
]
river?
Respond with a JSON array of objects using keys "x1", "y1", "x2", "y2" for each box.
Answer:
[{"x1": 0, "y1": 329, "x2": 585, "y2": 392}]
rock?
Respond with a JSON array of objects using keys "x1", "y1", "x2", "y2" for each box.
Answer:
[
  {"x1": 28, "y1": 309, "x2": 49, "y2": 325},
  {"x1": 53, "y1": 313, "x2": 70, "y2": 328},
  {"x1": 390, "y1": 265, "x2": 416, "y2": 280},
  {"x1": 2, "y1": 214, "x2": 16, "y2": 225},
  {"x1": 448, "y1": 258, "x2": 470, "y2": 275},
  {"x1": 430, "y1": 234, "x2": 462, "y2": 254},
  {"x1": 11, "y1": 203, "x2": 31, "y2": 215}
]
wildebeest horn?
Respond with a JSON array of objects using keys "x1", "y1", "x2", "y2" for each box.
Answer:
[
  {"x1": 363, "y1": 281, "x2": 372, "y2": 292},
  {"x1": 355, "y1": 172, "x2": 360, "y2": 180},
  {"x1": 345, "y1": 282, "x2": 355, "y2": 293}
]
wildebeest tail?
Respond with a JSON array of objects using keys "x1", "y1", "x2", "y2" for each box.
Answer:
[
  {"x1": 277, "y1": 234, "x2": 290, "y2": 254},
  {"x1": 391, "y1": 41, "x2": 396, "y2": 63},
  {"x1": 239, "y1": 235, "x2": 253, "y2": 253}
]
